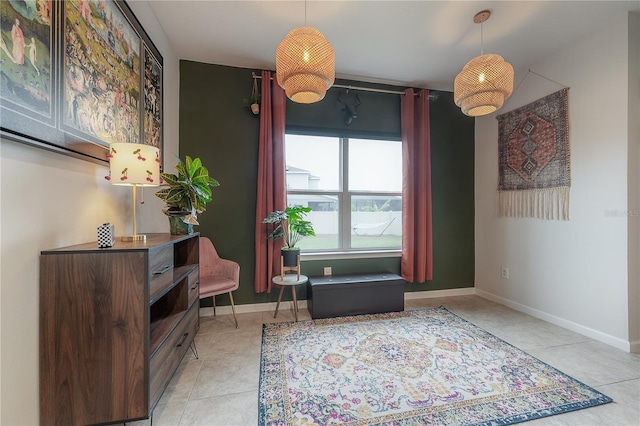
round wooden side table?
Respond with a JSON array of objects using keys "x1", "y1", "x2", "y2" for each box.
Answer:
[{"x1": 272, "y1": 274, "x2": 308, "y2": 322}]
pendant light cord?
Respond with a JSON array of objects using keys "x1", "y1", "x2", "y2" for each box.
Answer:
[{"x1": 480, "y1": 20, "x2": 484, "y2": 55}]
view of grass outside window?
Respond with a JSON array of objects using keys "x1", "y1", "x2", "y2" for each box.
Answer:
[{"x1": 285, "y1": 134, "x2": 402, "y2": 252}]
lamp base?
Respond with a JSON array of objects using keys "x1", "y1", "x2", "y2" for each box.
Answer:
[{"x1": 121, "y1": 234, "x2": 147, "y2": 242}]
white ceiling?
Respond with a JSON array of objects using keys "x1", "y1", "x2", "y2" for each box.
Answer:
[{"x1": 148, "y1": 0, "x2": 640, "y2": 91}]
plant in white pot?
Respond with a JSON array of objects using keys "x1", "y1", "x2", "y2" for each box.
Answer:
[
  {"x1": 263, "y1": 206, "x2": 315, "y2": 267},
  {"x1": 242, "y1": 92, "x2": 260, "y2": 115},
  {"x1": 242, "y1": 77, "x2": 260, "y2": 115},
  {"x1": 155, "y1": 156, "x2": 219, "y2": 235}
]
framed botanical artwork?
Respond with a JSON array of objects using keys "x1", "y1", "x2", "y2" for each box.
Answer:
[
  {"x1": 61, "y1": 0, "x2": 141, "y2": 146},
  {"x1": 0, "y1": 0, "x2": 163, "y2": 165},
  {"x1": 143, "y1": 44, "x2": 162, "y2": 157},
  {"x1": 0, "y1": 1, "x2": 56, "y2": 132}
]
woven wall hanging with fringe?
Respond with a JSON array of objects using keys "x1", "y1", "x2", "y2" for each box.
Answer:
[{"x1": 497, "y1": 88, "x2": 570, "y2": 220}]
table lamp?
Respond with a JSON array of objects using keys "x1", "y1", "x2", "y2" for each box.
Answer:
[{"x1": 108, "y1": 142, "x2": 160, "y2": 241}]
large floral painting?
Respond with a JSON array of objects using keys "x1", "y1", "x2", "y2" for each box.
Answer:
[
  {"x1": 0, "y1": 0, "x2": 53, "y2": 120},
  {"x1": 143, "y1": 46, "x2": 161, "y2": 150},
  {"x1": 63, "y1": 0, "x2": 140, "y2": 144},
  {"x1": 0, "y1": 0, "x2": 162, "y2": 164}
]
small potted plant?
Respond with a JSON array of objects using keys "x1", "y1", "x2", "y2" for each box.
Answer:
[
  {"x1": 155, "y1": 155, "x2": 219, "y2": 235},
  {"x1": 263, "y1": 206, "x2": 315, "y2": 266}
]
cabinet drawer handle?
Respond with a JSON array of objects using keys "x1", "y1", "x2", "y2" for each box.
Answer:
[
  {"x1": 190, "y1": 282, "x2": 199, "y2": 291},
  {"x1": 153, "y1": 264, "x2": 173, "y2": 275},
  {"x1": 176, "y1": 332, "x2": 189, "y2": 348}
]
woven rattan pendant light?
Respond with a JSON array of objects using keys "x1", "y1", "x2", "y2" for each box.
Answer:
[
  {"x1": 275, "y1": 2, "x2": 334, "y2": 104},
  {"x1": 454, "y1": 10, "x2": 514, "y2": 117}
]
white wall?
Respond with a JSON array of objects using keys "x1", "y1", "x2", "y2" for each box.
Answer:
[
  {"x1": 0, "y1": 1, "x2": 178, "y2": 423},
  {"x1": 628, "y1": 11, "x2": 640, "y2": 352},
  {"x1": 475, "y1": 12, "x2": 638, "y2": 352}
]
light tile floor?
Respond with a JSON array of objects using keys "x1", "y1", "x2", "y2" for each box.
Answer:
[{"x1": 130, "y1": 295, "x2": 640, "y2": 426}]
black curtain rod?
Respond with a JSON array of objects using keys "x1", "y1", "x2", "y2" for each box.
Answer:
[{"x1": 251, "y1": 72, "x2": 426, "y2": 96}]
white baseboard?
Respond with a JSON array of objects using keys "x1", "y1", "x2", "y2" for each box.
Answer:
[
  {"x1": 475, "y1": 289, "x2": 633, "y2": 353},
  {"x1": 200, "y1": 299, "x2": 308, "y2": 317},
  {"x1": 201, "y1": 287, "x2": 475, "y2": 316},
  {"x1": 404, "y1": 287, "x2": 475, "y2": 300}
]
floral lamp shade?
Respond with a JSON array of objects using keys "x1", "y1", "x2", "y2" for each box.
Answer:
[
  {"x1": 276, "y1": 26, "x2": 335, "y2": 104},
  {"x1": 107, "y1": 143, "x2": 160, "y2": 186},
  {"x1": 106, "y1": 142, "x2": 160, "y2": 242}
]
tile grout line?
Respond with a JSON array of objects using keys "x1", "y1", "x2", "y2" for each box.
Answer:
[
  {"x1": 186, "y1": 388, "x2": 259, "y2": 403},
  {"x1": 174, "y1": 359, "x2": 205, "y2": 426},
  {"x1": 594, "y1": 377, "x2": 640, "y2": 387}
]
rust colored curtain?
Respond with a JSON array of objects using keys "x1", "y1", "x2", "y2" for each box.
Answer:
[
  {"x1": 401, "y1": 88, "x2": 433, "y2": 283},
  {"x1": 254, "y1": 71, "x2": 286, "y2": 293}
]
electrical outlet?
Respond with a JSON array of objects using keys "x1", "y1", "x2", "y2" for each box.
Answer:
[
  {"x1": 501, "y1": 267, "x2": 509, "y2": 279},
  {"x1": 323, "y1": 266, "x2": 332, "y2": 276}
]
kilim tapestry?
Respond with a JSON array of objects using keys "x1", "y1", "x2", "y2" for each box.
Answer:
[
  {"x1": 497, "y1": 88, "x2": 570, "y2": 220},
  {"x1": 258, "y1": 307, "x2": 611, "y2": 425}
]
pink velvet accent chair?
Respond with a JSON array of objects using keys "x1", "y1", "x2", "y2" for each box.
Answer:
[{"x1": 199, "y1": 237, "x2": 240, "y2": 328}]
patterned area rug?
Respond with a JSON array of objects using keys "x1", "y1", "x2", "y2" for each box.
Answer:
[{"x1": 259, "y1": 307, "x2": 611, "y2": 425}]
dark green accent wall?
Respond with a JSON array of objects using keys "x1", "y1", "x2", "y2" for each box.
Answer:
[
  {"x1": 179, "y1": 60, "x2": 474, "y2": 306},
  {"x1": 428, "y1": 91, "x2": 475, "y2": 291}
]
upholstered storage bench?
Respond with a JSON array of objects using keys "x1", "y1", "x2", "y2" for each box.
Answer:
[{"x1": 307, "y1": 273, "x2": 405, "y2": 319}]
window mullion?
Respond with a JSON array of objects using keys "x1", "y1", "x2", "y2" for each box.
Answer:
[{"x1": 341, "y1": 138, "x2": 351, "y2": 249}]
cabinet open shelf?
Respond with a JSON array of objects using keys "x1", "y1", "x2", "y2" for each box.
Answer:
[
  {"x1": 150, "y1": 276, "x2": 188, "y2": 355},
  {"x1": 150, "y1": 311, "x2": 185, "y2": 356},
  {"x1": 150, "y1": 264, "x2": 198, "y2": 304}
]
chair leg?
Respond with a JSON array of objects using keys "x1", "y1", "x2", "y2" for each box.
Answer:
[
  {"x1": 212, "y1": 296, "x2": 216, "y2": 316},
  {"x1": 228, "y1": 292, "x2": 238, "y2": 328}
]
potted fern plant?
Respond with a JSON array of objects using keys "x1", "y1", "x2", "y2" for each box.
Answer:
[
  {"x1": 263, "y1": 206, "x2": 315, "y2": 266},
  {"x1": 155, "y1": 156, "x2": 219, "y2": 235}
]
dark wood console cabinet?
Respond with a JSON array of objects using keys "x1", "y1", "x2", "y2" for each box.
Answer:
[{"x1": 40, "y1": 233, "x2": 200, "y2": 425}]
